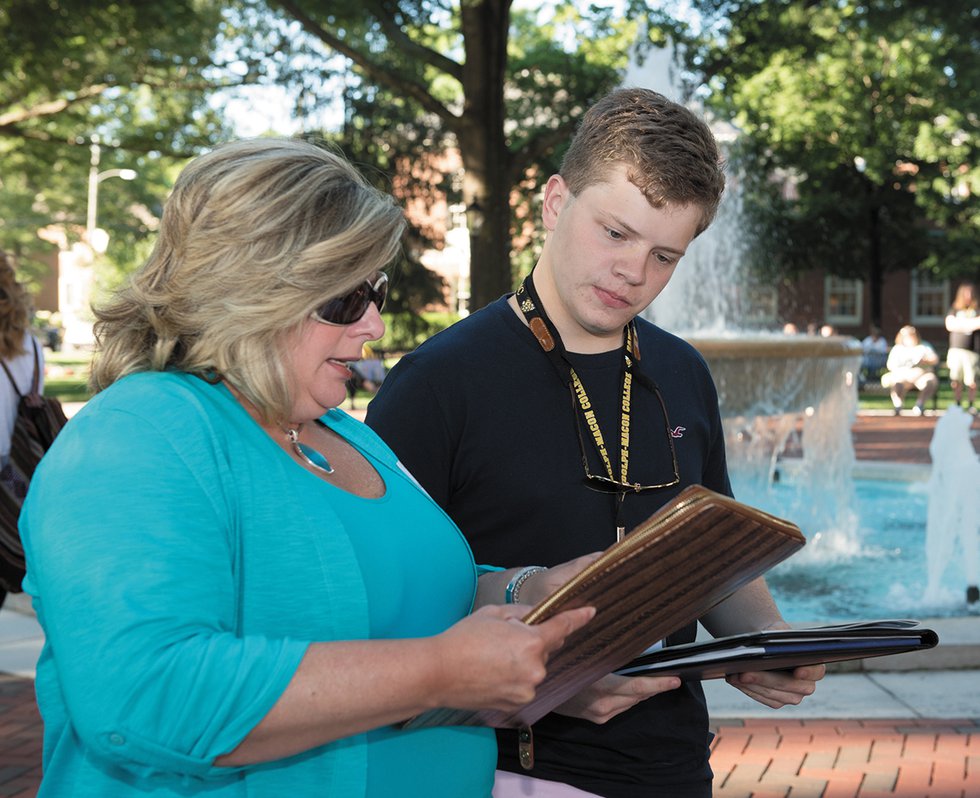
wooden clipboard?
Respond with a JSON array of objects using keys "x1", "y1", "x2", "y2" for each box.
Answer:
[{"x1": 404, "y1": 484, "x2": 806, "y2": 729}]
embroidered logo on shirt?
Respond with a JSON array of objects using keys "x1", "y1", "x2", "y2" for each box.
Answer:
[{"x1": 670, "y1": 426, "x2": 686, "y2": 439}]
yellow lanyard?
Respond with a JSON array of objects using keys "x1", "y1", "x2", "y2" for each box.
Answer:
[
  {"x1": 516, "y1": 276, "x2": 640, "y2": 540},
  {"x1": 568, "y1": 325, "x2": 635, "y2": 486}
]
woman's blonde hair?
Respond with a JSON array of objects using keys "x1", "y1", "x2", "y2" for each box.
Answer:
[
  {"x1": 952, "y1": 282, "x2": 977, "y2": 312},
  {"x1": 91, "y1": 138, "x2": 406, "y2": 422},
  {"x1": 0, "y1": 251, "x2": 33, "y2": 362}
]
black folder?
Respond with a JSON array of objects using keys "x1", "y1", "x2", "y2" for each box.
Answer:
[{"x1": 614, "y1": 619, "x2": 939, "y2": 681}]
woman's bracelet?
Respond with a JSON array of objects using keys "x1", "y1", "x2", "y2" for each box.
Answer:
[{"x1": 505, "y1": 566, "x2": 548, "y2": 604}]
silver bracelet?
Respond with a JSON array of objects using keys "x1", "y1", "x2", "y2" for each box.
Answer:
[{"x1": 505, "y1": 566, "x2": 548, "y2": 604}]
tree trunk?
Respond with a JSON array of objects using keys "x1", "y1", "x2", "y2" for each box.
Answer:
[
  {"x1": 458, "y1": 0, "x2": 513, "y2": 312},
  {"x1": 868, "y1": 203, "x2": 883, "y2": 330}
]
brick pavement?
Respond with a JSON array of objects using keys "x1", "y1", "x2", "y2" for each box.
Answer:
[
  {"x1": 2, "y1": 411, "x2": 978, "y2": 797},
  {"x1": 0, "y1": 675, "x2": 41, "y2": 798},
  {"x1": 708, "y1": 718, "x2": 980, "y2": 798}
]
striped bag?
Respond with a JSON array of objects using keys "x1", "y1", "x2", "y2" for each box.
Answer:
[{"x1": 0, "y1": 338, "x2": 68, "y2": 592}]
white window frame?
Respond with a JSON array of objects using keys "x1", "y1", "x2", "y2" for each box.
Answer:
[
  {"x1": 824, "y1": 276, "x2": 863, "y2": 326},
  {"x1": 910, "y1": 271, "x2": 949, "y2": 326}
]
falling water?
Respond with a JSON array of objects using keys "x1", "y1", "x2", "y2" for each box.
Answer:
[
  {"x1": 644, "y1": 164, "x2": 864, "y2": 560},
  {"x1": 925, "y1": 406, "x2": 980, "y2": 607}
]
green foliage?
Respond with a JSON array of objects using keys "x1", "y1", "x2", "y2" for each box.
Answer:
[
  {"x1": 0, "y1": 0, "x2": 681, "y2": 316},
  {"x1": 0, "y1": 0, "x2": 232, "y2": 284},
  {"x1": 681, "y1": 1, "x2": 979, "y2": 288}
]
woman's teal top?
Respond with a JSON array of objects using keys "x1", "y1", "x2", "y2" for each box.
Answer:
[{"x1": 20, "y1": 372, "x2": 495, "y2": 797}]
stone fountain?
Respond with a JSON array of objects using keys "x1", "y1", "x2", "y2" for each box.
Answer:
[{"x1": 645, "y1": 178, "x2": 865, "y2": 559}]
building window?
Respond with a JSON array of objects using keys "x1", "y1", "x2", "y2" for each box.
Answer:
[
  {"x1": 824, "y1": 276, "x2": 862, "y2": 325},
  {"x1": 910, "y1": 271, "x2": 949, "y2": 325}
]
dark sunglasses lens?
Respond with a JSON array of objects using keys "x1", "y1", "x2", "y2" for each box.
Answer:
[
  {"x1": 315, "y1": 276, "x2": 387, "y2": 324},
  {"x1": 583, "y1": 476, "x2": 623, "y2": 494}
]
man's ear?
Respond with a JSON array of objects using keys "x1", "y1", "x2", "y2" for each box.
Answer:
[{"x1": 542, "y1": 174, "x2": 570, "y2": 231}]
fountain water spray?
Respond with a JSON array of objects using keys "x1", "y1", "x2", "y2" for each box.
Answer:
[
  {"x1": 925, "y1": 406, "x2": 980, "y2": 608},
  {"x1": 644, "y1": 164, "x2": 863, "y2": 557}
]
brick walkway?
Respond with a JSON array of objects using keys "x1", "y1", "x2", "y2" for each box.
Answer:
[
  {"x1": 0, "y1": 675, "x2": 41, "y2": 798},
  {"x1": 2, "y1": 411, "x2": 978, "y2": 797},
  {"x1": 709, "y1": 718, "x2": 980, "y2": 798}
]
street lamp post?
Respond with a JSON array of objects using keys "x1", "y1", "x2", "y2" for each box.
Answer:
[{"x1": 86, "y1": 137, "x2": 137, "y2": 253}]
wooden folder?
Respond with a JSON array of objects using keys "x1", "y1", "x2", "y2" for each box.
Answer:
[{"x1": 404, "y1": 483, "x2": 806, "y2": 730}]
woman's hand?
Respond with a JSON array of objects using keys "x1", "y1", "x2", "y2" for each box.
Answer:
[
  {"x1": 431, "y1": 604, "x2": 596, "y2": 713},
  {"x1": 553, "y1": 672, "x2": 681, "y2": 724}
]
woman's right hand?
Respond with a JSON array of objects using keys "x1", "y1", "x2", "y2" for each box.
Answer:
[{"x1": 431, "y1": 604, "x2": 595, "y2": 713}]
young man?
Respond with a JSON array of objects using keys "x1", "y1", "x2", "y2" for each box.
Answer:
[{"x1": 367, "y1": 88, "x2": 824, "y2": 798}]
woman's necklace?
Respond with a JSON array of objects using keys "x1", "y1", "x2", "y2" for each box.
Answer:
[{"x1": 283, "y1": 421, "x2": 334, "y2": 475}]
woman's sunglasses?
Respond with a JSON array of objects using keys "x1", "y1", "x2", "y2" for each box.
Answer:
[{"x1": 311, "y1": 272, "x2": 388, "y2": 326}]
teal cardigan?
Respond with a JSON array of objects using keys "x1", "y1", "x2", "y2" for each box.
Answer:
[{"x1": 21, "y1": 372, "x2": 495, "y2": 797}]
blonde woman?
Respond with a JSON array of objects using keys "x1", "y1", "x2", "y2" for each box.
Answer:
[
  {"x1": 945, "y1": 282, "x2": 980, "y2": 413},
  {"x1": 20, "y1": 139, "x2": 595, "y2": 798}
]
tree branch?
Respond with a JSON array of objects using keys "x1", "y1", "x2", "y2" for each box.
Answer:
[
  {"x1": 0, "y1": 84, "x2": 109, "y2": 127},
  {"x1": 270, "y1": 0, "x2": 459, "y2": 124}
]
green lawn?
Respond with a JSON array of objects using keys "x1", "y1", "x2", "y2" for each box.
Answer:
[
  {"x1": 43, "y1": 350, "x2": 969, "y2": 415},
  {"x1": 43, "y1": 351, "x2": 93, "y2": 403}
]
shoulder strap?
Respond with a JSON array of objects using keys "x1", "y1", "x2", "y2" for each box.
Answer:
[
  {"x1": 0, "y1": 337, "x2": 41, "y2": 401},
  {"x1": 29, "y1": 337, "x2": 41, "y2": 397},
  {"x1": 0, "y1": 357, "x2": 22, "y2": 399}
]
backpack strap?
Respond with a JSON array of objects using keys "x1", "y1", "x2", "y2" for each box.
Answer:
[
  {"x1": 0, "y1": 357, "x2": 22, "y2": 399},
  {"x1": 28, "y1": 338, "x2": 40, "y2": 397},
  {"x1": 1, "y1": 337, "x2": 40, "y2": 400}
]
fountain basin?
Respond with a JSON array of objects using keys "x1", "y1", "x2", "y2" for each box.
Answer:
[{"x1": 685, "y1": 334, "x2": 864, "y2": 418}]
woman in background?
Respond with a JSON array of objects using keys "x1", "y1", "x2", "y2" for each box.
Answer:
[
  {"x1": 945, "y1": 282, "x2": 980, "y2": 414},
  {"x1": 0, "y1": 251, "x2": 44, "y2": 607}
]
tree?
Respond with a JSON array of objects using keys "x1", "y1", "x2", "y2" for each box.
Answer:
[
  {"x1": 678, "y1": 1, "x2": 980, "y2": 327},
  {"x1": 3, "y1": 0, "x2": 673, "y2": 313},
  {"x1": 0, "y1": 0, "x2": 233, "y2": 286},
  {"x1": 229, "y1": 0, "x2": 657, "y2": 309}
]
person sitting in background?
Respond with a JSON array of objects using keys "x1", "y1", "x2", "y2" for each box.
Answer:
[
  {"x1": 881, "y1": 325, "x2": 939, "y2": 416},
  {"x1": 945, "y1": 282, "x2": 980, "y2": 414},
  {"x1": 18, "y1": 138, "x2": 598, "y2": 798},
  {"x1": 859, "y1": 324, "x2": 890, "y2": 387}
]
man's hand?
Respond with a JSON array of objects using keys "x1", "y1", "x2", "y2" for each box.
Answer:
[
  {"x1": 725, "y1": 664, "x2": 826, "y2": 709},
  {"x1": 553, "y1": 672, "x2": 681, "y2": 724}
]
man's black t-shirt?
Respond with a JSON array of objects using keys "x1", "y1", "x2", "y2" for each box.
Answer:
[{"x1": 366, "y1": 297, "x2": 731, "y2": 797}]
